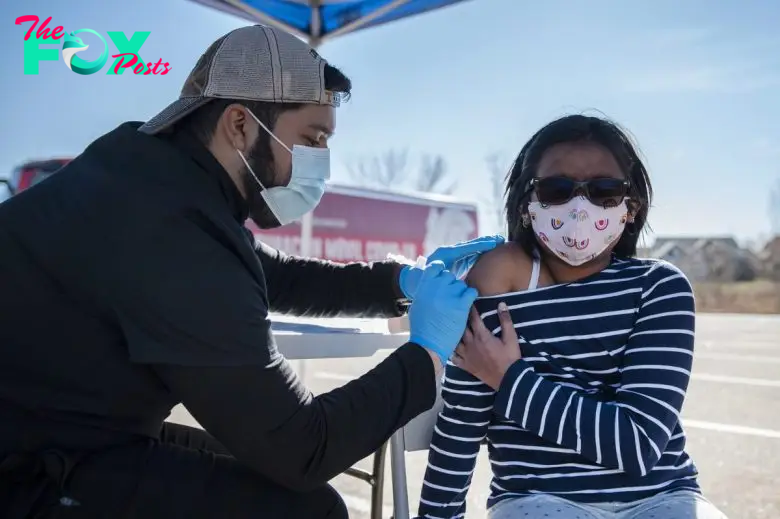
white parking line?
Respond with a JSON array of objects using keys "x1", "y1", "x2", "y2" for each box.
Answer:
[
  {"x1": 316, "y1": 371, "x2": 355, "y2": 382},
  {"x1": 691, "y1": 373, "x2": 780, "y2": 388},
  {"x1": 684, "y1": 419, "x2": 780, "y2": 439},
  {"x1": 697, "y1": 353, "x2": 780, "y2": 364},
  {"x1": 318, "y1": 371, "x2": 780, "y2": 388},
  {"x1": 698, "y1": 341, "x2": 780, "y2": 352}
]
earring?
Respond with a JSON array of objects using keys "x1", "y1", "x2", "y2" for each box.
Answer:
[
  {"x1": 625, "y1": 220, "x2": 637, "y2": 236},
  {"x1": 521, "y1": 214, "x2": 531, "y2": 228}
]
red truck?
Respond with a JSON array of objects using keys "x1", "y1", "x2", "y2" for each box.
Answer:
[
  {"x1": 248, "y1": 183, "x2": 479, "y2": 262},
  {"x1": 2, "y1": 158, "x2": 72, "y2": 199},
  {"x1": 3, "y1": 159, "x2": 480, "y2": 262}
]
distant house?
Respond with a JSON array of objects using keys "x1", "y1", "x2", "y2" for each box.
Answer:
[
  {"x1": 647, "y1": 236, "x2": 753, "y2": 282},
  {"x1": 758, "y1": 236, "x2": 780, "y2": 280},
  {"x1": 651, "y1": 241, "x2": 688, "y2": 264},
  {"x1": 760, "y1": 235, "x2": 780, "y2": 258}
]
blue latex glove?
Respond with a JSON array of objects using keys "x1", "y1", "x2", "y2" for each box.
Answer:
[
  {"x1": 407, "y1": 261, "x2": 479, "y2": 366},
  {"x1": 399, "y1": 234, "x2": 505, "y2": 299}
]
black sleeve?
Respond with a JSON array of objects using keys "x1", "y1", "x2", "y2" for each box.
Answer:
[
  {"x1": 94, "y1": 212, "x2": 435, "y2": 489},
  {"x1": 154, "y1": 343, "x2": 435, "y2": 490},
  {"x1": 254, "y1": 239, "x2": 409, "y2": 319}
]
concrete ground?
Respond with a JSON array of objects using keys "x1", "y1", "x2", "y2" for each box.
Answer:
[{"x1": 170, "y1": 313, "x2": 780, "y2": 519}]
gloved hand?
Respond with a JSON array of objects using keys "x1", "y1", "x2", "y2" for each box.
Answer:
[
  {"x1": 399, "y1": 235, "x2": 505, "y2": 299},
  {"x1": 407, "y1": 261, "x2": 479, "y2": 366}
]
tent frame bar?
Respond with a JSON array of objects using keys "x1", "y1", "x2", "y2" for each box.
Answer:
[
  {"x1": 223, "y1": 0, "x2": 414, "y2": 46},
  {"x1": 224, "y1": 0, "x2": 309, "y2": 40},
  {"x1": 320, "y1": 0, "x2": 412, "y2": 44}
]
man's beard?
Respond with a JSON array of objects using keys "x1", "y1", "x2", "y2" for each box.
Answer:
[{"x1": 241, "y1": 142, "x2": 282, "y2": 229}]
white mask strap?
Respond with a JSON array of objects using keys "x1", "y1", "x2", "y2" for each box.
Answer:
[
  {"x1": 236, "y1": 148, "x2": 267, "y2": 191},
  {"x1": 246, "y1": 108, "x2": 292, "y2": 154}
]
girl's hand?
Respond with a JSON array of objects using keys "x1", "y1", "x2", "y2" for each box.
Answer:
[{"x1": 452, "y1": 303, "x2": 522, "y2": 390}]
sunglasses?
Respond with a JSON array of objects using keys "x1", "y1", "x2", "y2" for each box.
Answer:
[{"x1": 527, "y1": 177, "x2": 630, "y2": 208}]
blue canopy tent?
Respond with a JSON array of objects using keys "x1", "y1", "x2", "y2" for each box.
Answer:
[{"x1": 187, "y1": 0, "x2": 471, "y2": 47}]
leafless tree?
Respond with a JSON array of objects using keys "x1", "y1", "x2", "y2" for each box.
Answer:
[
  {"x1": 770, "y1": 178, "x2": 780, "y2": 235},
  {"x1": 484, "y1": 152, "x2": 508, "y2": 234},
  {"x1": 347, "y1": 148, "x2": 409, "y2": 188},
  {"x1": 347, "y1": 149, "x2": 456, "y2": 195},
  {"x1": 416, "y1": 154, "x2": 454, "y2": 194}
]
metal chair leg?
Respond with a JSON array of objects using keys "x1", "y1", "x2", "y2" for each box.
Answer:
[
  {"x1": 370, "y1": 442, "x2": 388, "y2": 519},
  {"x1": 390, "y1": 430, "x2": 410, "y2": 519},
  {"x1": 342, "y1": 442, "x2": 389, "y2": 519}
]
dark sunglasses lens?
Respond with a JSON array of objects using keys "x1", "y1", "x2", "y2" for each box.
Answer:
[
  {"x1": 535, "y1": 178, "x2": 575, "y2": 204},
  {"x1": 588, "y1": 179, "x2": 627, "y2": 207}
]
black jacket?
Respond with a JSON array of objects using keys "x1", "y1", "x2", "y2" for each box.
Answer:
[{"x1": 0, "y1": 122, "x2": 436, "y2": 494}]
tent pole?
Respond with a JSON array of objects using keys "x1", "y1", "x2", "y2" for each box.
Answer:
[
  {"x1": 296, "y1": 38, "x2": 321, "y2": 384},
  {"x1": 299, "y1": 38, "x2": 319, "y2": 262}
]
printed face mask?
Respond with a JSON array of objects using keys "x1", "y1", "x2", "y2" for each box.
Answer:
[
  {"x1": 527, "y1": 196, "x2": 629, "y2": 266},
  {"x1": 237, "y1": 109, "x2": 330, "y2": 227}
]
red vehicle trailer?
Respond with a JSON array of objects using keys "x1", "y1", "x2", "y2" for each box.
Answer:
[
  {"x1": 2, "y1": 158, "x2": 72, "y2": 197},
  {"x1": 248, "y1": 183, "x2": 479, "y2": 262}
]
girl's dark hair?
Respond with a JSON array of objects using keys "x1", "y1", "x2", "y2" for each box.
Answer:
[{"x1": 504, "y1": 114, "x2": 653, "y2": 259}]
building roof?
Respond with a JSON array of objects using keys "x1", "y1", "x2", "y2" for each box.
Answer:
[
  {"x1": 650, "y1": 241, "x2": 686, "y2": 258},
  {"x1": 652, "y1": 236, "x2": 739, "y2": 251}
]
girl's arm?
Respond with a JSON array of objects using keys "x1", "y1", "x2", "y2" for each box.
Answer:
[{"x1": 416, "y1": 364, "x2": 493, "y2": 519}]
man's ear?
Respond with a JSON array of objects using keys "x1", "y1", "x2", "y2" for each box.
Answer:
[{"x1": 220, "y1": 104, "x2": 252, "y2": 151}]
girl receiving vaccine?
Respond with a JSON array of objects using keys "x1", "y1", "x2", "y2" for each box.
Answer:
[{"x1": 416, "y1": 115, "x2": 727, "y2": 519}]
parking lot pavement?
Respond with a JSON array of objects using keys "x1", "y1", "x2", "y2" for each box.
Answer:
[{"x1": 169, "y1": 313, "x2": 780, "y2": 518}]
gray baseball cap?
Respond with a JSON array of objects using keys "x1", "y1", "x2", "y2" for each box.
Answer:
[{"x1": 139, "y1": 24, "x2": 338, "y2": 135}]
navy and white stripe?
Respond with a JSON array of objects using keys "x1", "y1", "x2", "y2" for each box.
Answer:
[{"x1": 416, "y1": 258, "x2": 700, "y2": 519}]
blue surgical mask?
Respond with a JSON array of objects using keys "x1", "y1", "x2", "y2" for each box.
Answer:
[{"x1": 236, "y1": 109, "x2": 330, "y2": 226}]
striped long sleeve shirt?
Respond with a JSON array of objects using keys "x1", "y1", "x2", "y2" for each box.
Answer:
[{"x1": 416, "y1": 258, "x2": 700, "y2": 519}]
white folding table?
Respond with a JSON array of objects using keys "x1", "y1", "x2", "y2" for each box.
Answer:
[{"x1": 269, "y1": 315, "x2": 403, "y2": 360}]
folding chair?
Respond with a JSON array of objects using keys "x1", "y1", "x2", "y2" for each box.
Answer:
[{"x1": 389, "y1": 376, "x2": 445, "y2": 519}]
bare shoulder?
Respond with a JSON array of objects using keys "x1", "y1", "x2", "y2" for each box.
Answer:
[{"x1": 466, "y1": 242, "x2": 539, "y2": 296}]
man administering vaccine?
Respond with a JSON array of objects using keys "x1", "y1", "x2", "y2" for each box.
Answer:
[{"x1": 0, "y1": 25, "x2": 502, "y2": 518}]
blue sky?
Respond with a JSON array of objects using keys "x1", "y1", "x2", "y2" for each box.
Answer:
[{"x1": 2, "y1": 0, "x2": 779, "y2": 247}]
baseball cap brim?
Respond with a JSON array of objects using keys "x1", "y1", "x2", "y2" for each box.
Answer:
[{"x1": 138, "y1": 96, "x2": 212, "y2": 135}]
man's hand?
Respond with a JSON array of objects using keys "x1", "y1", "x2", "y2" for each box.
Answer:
[
  {"x1": 452, "y1": 303, "x2": 521, "y2": 390},
  {"x1": 407, "y1": 261, "x2": 478, "y2": 368},
  {"x1": 398, "y1": 235, "x2": 505, "y2": 299}
]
